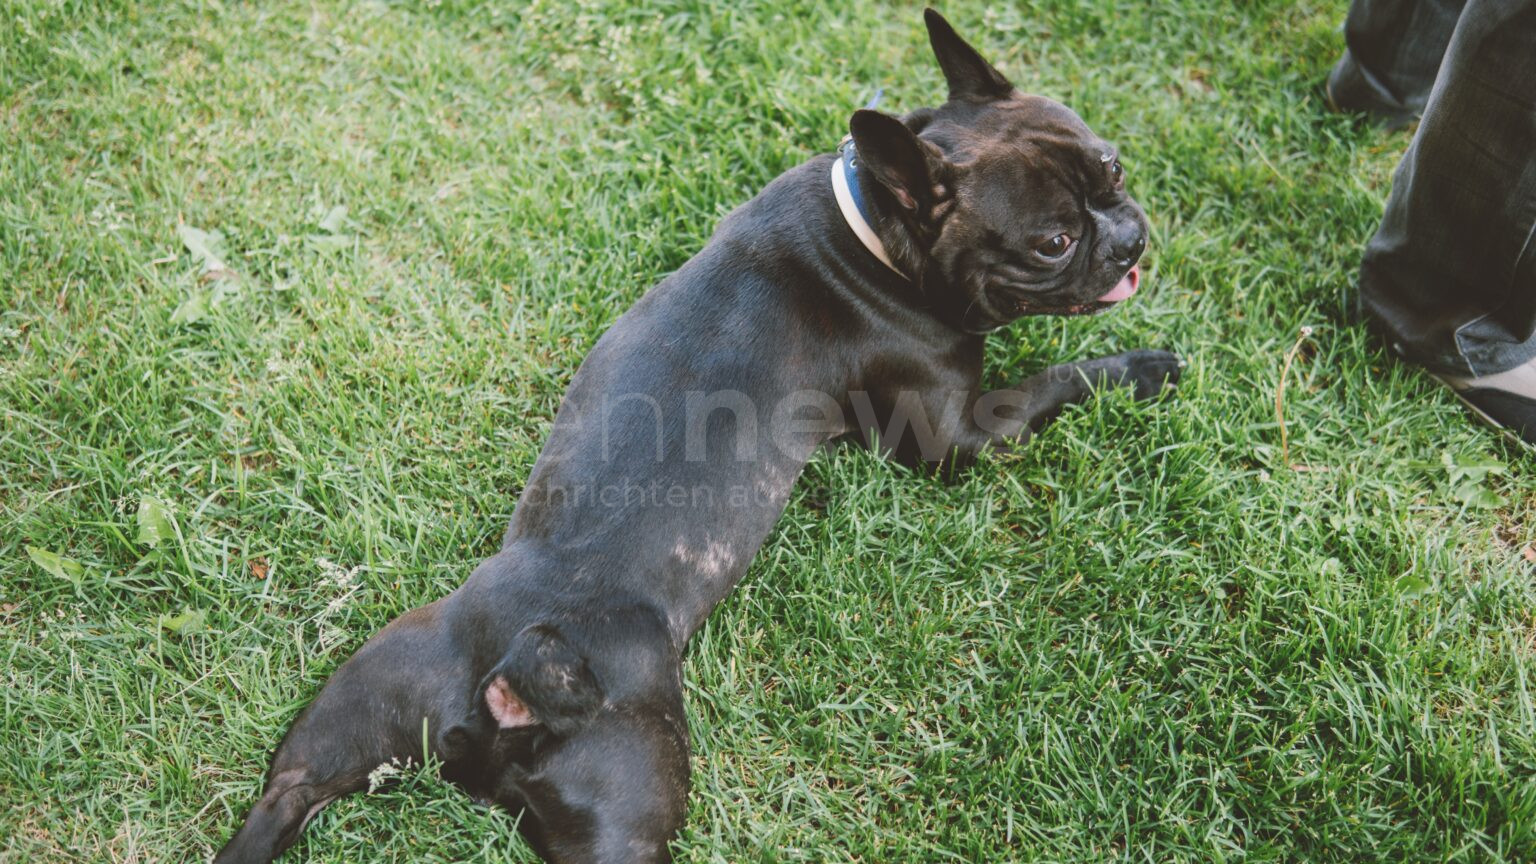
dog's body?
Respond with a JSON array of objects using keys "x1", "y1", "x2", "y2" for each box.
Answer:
[{"x1": 215, "y1": 11, "x2": 1179, "y2": 863}]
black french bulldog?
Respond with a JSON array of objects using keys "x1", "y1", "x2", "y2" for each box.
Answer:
[{"x1": 214, "y1": 10, "x2": 1179, "y2": 863}]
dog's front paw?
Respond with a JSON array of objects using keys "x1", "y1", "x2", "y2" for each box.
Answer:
[{"x1": 1114, "y1": 349, "x2": 1182, "y2": 400}]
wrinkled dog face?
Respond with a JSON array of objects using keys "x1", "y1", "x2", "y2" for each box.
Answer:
[
  {"x1": 850, "y1": 11, "x2": 1149, "y2": 332},
  {"x1": 918, "y1": 97, "x2": 1149, "y2": 328}
]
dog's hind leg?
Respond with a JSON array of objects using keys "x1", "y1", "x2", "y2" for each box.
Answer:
[{"x1": 214, "y1": 601, "x2": 470, "y2": 864}]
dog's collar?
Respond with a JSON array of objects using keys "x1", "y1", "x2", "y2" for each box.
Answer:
[{"x1": 831, "y1": 141, "x2": 905, "y2": 278}]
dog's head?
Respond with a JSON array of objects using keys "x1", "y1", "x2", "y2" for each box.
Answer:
[{"x1": 851, "y1": 9, "x2": 1148, "y2": 333}]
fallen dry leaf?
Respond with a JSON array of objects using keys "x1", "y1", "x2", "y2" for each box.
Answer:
[
  {"x1": 250, "y1": 557, "x2": 270, "y2": 580},
  {"x1": 1522, "y1": 545, "x2": 1535, "y2": 564}
]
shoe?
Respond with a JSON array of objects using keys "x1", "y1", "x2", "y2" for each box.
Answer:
[
  {"x1": 1325, "y1": 53, "x2": 1419, "y2": 131},
  {"x1": 1431, "y1": 359, "x2": 1536, "y2": 446}
]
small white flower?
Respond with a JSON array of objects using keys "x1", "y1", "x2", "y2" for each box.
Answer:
[
  {"x1": 312, "y1": 558, "x2": 364, "y2": 649},
  {"x1": 367, "y1": 758, "x2": 406, "y2": 792}
]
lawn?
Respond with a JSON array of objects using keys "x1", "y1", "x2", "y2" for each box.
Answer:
[{"x1": 3, "y1": 0, "x2": 1534, "y2": 861}]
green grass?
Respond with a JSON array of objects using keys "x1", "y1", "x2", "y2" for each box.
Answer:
[{"x1": 3, "y1": 0, "x2": 1534, "y2": 861}]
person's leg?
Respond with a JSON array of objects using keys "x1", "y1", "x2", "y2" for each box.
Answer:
[
  {"x1": 1328, "y1": 0, "x2": 1467, "y2": 124},
  {"x1": 1357, "y1": 0, "x2": 1536, "y2": 441}
]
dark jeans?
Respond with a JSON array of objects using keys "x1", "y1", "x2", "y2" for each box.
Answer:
[{"x1": 1341, "y1": 0, "x2": 1536, "y2": 376}]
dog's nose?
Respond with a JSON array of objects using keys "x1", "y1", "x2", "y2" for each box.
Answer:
[{"x1": 1109, "y1": 229, "x2": 1146, "y2": 269}]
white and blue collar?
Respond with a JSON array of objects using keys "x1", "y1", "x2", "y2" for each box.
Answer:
[{"x1": 831, "y1": 141, "x2": 905, "y2": 278}]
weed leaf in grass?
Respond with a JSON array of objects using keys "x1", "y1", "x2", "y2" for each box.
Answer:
[
  {"x1": 177, "y1": 224, "x2": 232, "y2": 276},
  {"x1": 1441, "y1": 450, "x2": 1505, "y2": 484},
  {"x1": 26, "y1": 546, "x2": 84, "y2": 584},
  {"x1": 1451, "y1": 481, "x2": 1504, "y2": 509},
  {"x1": 136, "y1": 497, "x2": 176, "y2": 548},
  {"x1": 306, "y1": 203, "x2": 356, "y2": 254},
  {"x1": 169, "y1": 282, "x2": 241, "y2": 326},
  {"x1": 159, "y1": 608, "x2": 207, "y2": 635},
  {"x1": 1431, "y1": 450, "x2": 1506, "y2": 508},
  {"x1": 315, "y1": 204, "x2": 350, "y2": 234},
  {"x1": 170, "y1": 290, "x2": 210, "y2": 325},
  {"x1": 305, "y1": 233, "x2": 355, "y2": 254}
]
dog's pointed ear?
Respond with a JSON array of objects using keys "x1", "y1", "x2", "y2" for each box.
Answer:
[
  {"x1": 924, "y1": 8, "x2": 1014, "y2": 102},
  {"x1": 849, "y1": 109, "x2": 948, "y2": 214},
  {"x1": 480, "y1": 624, "x2": 603, "y2": 736}
]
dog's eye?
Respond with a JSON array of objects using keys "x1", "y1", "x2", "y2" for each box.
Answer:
[
  {"x1": 1035, "y1": 234, "x2": 1074, "y2": 259},
  {"x1": 1110, "y1": 159, "x2": 1124, "y2": 186}
]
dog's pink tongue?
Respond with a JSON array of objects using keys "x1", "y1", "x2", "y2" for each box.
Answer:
[{"x1": 1098, "y1": 265, "x2": 1140, "y2": 303}]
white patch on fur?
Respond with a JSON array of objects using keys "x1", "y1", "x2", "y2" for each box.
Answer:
[
  {"x1": 754, "y1": 462, "x2": 796, "y2": 503},
  {"x1": 671, "y1": 538, "x2": 738, "y2": 580}
]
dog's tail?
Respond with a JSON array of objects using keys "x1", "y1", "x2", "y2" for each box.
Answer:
[{"x1": 481, "y1": 623, "x2": 604, "y2": 736}]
